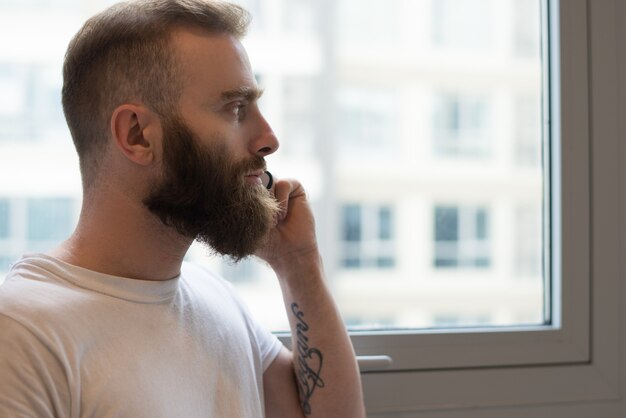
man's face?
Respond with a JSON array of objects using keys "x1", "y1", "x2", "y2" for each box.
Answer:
[
  {"x1": 143, "y1": 29, "x2": 280, "y2": 260},
  {"x1": 143, "y1": 113, "x2": 279, "y2": 261}
]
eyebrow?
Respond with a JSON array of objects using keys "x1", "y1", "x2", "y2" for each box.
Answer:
[{"x1": 220, "y1": 86, "x2": 264, "y2": 102}]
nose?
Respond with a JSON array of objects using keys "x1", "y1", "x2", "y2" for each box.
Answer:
[{"x1": 250, "y1": 113, "x2": 279, "y2": 157}]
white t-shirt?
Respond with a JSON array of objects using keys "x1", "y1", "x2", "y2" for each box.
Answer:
[{"x1": 0, "y1": 253, "x2": 283, "y2": 418}]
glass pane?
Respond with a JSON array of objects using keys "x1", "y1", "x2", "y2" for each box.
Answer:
[
  {"x1": 0, "y1": 0, "x2": 546, "y2": 332},
  {"x1": 378, "y1": 207, "x2": 392, "y2": 240},
  {"x1": 225, "y1": 0, "x2": 546, "y2": 331},
  {"x1": 342, "y1": 204, "x2": 362, "y2": 242},
  {"x1": 26, "y1": 198, "x2": 74, "y2": 242},
  {"x1": 0, "y1": 199, "x2": 9, "y2": 239},
  {"x1": 435, "y1": 207, "x2": 459, "y2": 242}
]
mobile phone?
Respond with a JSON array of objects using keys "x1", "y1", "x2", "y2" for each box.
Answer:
[{"x1": 261, "y1": 171, "x2": 273, "y2": 190}]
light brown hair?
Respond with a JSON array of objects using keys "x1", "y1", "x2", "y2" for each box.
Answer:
[{"x1": 62, "y1": 0, "x2": 250, "y2": 188}]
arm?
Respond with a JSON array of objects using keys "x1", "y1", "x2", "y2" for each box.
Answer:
[
  {"x1": 257, "y1": 179, "x2": 366, "y2": 418},
  {"x1": 0, "y1": 314, "x2": 70, "y2": 418}
]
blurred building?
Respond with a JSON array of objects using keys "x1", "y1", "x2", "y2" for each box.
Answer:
[{"x1": 0, "y1": 0, "x2": 544, "y2": 332}]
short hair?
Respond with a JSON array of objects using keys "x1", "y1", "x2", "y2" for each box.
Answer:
[{"x1": 62, "y1": 0, "x2": 250, "y2": 189}]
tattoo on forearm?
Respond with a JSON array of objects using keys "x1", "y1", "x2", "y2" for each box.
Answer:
[{"x1": 291, "y1": 302, "x2": 325, "y2": 415}]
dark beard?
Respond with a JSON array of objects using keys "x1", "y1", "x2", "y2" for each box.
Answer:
[{"x1": 143, "y1": 114, "x2": 279, "y2": 261}]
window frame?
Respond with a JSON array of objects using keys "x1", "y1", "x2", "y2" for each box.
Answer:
[{"x1": 279, "y1": 0, "x2": 624, "y2": 414}]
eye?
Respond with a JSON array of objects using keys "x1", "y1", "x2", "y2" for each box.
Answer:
[{"x1": 229, "y1": 101, "x2": 248, "y2": 121}]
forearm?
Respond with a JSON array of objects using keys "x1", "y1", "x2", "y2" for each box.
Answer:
[{"x1": 275, "y1": 252, "x2": 365, "y2": 418}]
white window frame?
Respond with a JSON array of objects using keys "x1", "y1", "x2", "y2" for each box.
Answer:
[{"x1": 281, "y1": 0, "x2": 625, "y2": 415}]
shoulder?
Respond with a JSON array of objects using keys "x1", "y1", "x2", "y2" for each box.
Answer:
[
  {"x1": 0, "y1": 272, "x2": 72, "y2": 417},
  {"x1": 0, "y1": 259, "x2": 71, "y2": 399},
  {"x1": 0, "y1": 255, "x2": 99, "y2": 351},
  {"x1": 0, "y1": 257, "x2": 77, "y2": 319},
  {"x1": 0, "y1": 312, "x2": 71, "y2": 417}
]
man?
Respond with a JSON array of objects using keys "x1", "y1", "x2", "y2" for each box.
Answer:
[{"x1": 0, "y1": 1, "x2": 365, "y2": 417}]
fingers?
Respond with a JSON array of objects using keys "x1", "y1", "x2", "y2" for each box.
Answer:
[{"x1": 272, "y1": 178, "x2": 305, "y2": 223}]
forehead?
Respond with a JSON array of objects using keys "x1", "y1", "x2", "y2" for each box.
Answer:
[{"x1": 170, "y1": 28, "x2": 256, "y2": 102}]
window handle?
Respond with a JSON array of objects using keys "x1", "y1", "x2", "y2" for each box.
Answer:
[{"x1": 357, "y1": 355, "x2": 393, "y2": 372}]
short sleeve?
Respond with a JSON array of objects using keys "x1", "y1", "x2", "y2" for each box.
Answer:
[
  {"x1": 251, "y1": 313, "x2": 284, "y2": 372},
  {"x1": 0, "y1": 314, "x2": 70, "y2": 418},
  {"x1": 221, "y1": 283, "x2": 284, "y2": 371},
  {"x1": 181, "y1": 262, "x2": 285, "y2": 373}
]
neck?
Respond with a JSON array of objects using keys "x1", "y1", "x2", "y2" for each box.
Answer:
[{"x1": 49, "y1": 188, "x2": 193, "y2": 281}]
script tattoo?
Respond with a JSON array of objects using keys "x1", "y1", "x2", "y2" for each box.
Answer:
[{"x1": 291, "y1": 302, "x2": 325, "y2": 415}]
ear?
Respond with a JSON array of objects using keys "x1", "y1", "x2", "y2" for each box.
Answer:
[{"x1": 110, "y1": 104, "x2": 162, "y2": 166}]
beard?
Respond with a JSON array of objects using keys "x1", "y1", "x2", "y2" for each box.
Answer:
[{"x1": 143, "y1": 114, "x2": 280, "y2": 261}]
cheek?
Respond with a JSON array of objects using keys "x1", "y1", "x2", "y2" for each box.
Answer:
[{"x1": 195, "y1": 125, "x2": 242, "y2": 157}]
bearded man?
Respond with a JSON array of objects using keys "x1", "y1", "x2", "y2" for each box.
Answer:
[{"x1": 0, "y1": 1, "x2": 365, "y2": 417}]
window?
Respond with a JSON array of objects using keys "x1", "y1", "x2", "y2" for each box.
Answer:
[
  {"x1": 0, "y1": 198, "x2": 77, "y2": 274},
  {"x1": 340, "y1": 203, "x2": 395, "y2": 269},
  {"x1": 3, "y1": 0, "x2": 624, "y2": 415},
  {"x1": 26, "y1": 198, "x2": 74, "y2": 242},
  {"x1": 0, "y1": 199, "x2": 9, "y2": 239},
  {"x1": 433, "y1": 91, "x2": 491, "y2": 157},
  {"x1": 0, "y1": 0, "x2": 547, "y2": 337},
  {"x1": 433, "y1": 205, "x2": 490, "y2": 268}
]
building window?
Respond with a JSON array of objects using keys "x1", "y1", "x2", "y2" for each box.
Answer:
[
  {"x1": 434, "y1": 205, "x2": 490, "y2": 268},
  {"x1": 0, "y1": 199, "x2": 9, "y2": 239},
  {"x1": 433, "y1": 91, "x2": 490, "y2": 158},
  {"x1": 0, "y1": 197, "x2": 76, "y2": 275},
  {"x1": 340, "y1": 203, "x2": 395, "y2": 269},
  {"x1": 26, "y1": 198, "x2": 74, "y2": 242}
]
